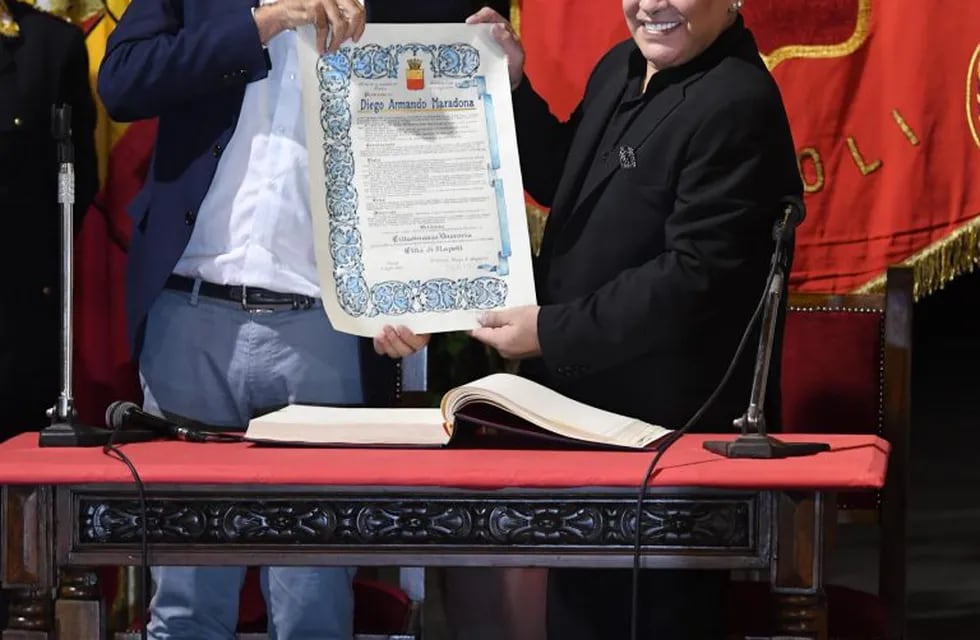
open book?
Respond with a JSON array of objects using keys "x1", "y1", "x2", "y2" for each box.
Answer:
[{"x1": 245, "y1": 373, "x2": 672, "y2": 450}]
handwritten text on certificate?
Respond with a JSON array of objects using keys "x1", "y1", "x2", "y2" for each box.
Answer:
[{"x1": 298, "y1": 24, "x2": 537, "y2": 337}]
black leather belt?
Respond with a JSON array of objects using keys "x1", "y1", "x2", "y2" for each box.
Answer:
[{"x1": 164, "y1": 274, "x2": 316, "y2": 311}]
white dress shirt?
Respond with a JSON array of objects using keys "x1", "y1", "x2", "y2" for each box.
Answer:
[{"x1": 174, "y1": 24, "x2": 319, "y2": 297}]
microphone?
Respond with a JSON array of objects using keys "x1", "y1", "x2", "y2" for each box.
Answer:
[
  {"x1": 105, "y1": 401, "x2": 212, "y2": 443},
  {"x1": 703, "y1": 189, "x2": 828, "y2": 460},
  {"x1": 780, "y1": 194, "x2": 806, "y2": 229},
  {"x1": 773, "y1": 195, "x2": 805, "y2": 241}
]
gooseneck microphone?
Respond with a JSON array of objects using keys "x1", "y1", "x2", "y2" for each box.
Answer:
[
  {"x1": 780, "y1": 194, "x2": 806, "y2": 229},
  {"x1": 702, "y1": 195, "x2": 829, "y2": 459},
  {"x1": 105, "y1": 402, "x2": 244, "y2": 443}
]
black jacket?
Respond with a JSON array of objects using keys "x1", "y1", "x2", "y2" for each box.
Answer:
[
  {"x1": 517, "y1": 18, "x2": 802, "y2": 431},
  {"x1": 0, "y1": 1, "x2": 97, "y2": 293}
]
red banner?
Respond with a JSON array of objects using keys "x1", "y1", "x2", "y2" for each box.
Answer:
[
  {"x1": 517, "y1": 0, "x2": 980, "y2": 297},
  {"x1": 75, "y1": 2, "x2": 152, "y2": 426}
]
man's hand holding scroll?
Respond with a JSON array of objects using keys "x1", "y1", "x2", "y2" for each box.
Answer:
[
  {"x1": 470, "y1": 305, "x2": 542, "y2": 360},
  {"x1": 254, "y1": 0, "x2": 365, "y2": 53}
]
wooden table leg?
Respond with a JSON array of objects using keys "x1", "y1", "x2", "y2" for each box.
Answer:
[
  {"x1": 4, "y1": 589, "x2": 53, "y2": 639},
  {"x1": 55, "y1": 568, "x2": 104, "y2": 640},
  {"x1": 2, "y1": 486, "x2": 56, "y2": 640},
  {"x1": 770, "y1": 491, "x2": 836, "y2": 640}
]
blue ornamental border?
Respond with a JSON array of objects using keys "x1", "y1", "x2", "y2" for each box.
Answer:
[{"x1": 318, "y1": 42, "x2": 509, "y2": 318}]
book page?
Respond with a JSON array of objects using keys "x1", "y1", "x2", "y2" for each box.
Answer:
[
  {"x1": 245, "y1": 406, "x2": 448, "y2": 447},
  {"x1": 443, "y1": 374, "x2": 671, "y2": 449}
]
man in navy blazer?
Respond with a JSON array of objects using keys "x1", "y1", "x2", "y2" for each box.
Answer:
[
  {"x1": 100, "y1": 3, "x2": 478, "y2": 365},
  {"x1": 98, "y1": 1, "x2": 427, "y2": 638},
  {"x1": 98, "y1": 0, "x2": 354, "y2": 356}
]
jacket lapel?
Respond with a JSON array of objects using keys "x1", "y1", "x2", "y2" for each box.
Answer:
[
  {"x1": 569, "y1": 79, "x2": 687, "y2": 215},
  {"x1": 542, "y1": 70, "x2": 625, "y2": 234},
  {"x1": 565, "y1": 20, "x2": 754, "y2": 218}
]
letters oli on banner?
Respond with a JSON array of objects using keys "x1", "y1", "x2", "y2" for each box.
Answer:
[
  {"x1": 796, "y1": 110, "x2": 921, "y2": 194},
  {"x1": 754, "y1": 0, "x2": 876, "y2": 191},
  {"x1": 754, "y1": 0, "x2": 980, "y2": 296},
  {"x1": 758, "y1": 0, "x2": 926, "y2": 194}
]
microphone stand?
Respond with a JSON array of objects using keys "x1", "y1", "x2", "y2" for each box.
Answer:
[
  {"x1": 703, "y1": 204, "x2": 829, "y2": 459},
  {"x1": 39, "y1": 104, "x2": 111, "y2": 447}
]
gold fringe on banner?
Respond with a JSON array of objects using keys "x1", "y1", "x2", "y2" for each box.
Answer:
[
  {"x1": 526, "y1": 202, "x2": 547, "y2": 256},
  {"x1": 853, "y1": 215, "x2": 980, "y2": 300}
]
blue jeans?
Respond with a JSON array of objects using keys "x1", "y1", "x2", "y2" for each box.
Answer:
[{"x1": 140, "y1": 286, "x2": 363, "y2": 640}]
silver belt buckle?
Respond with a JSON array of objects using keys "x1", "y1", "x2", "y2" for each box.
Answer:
[{"x1": 240, "y1": 285, "x2": 275, "y2": 313}]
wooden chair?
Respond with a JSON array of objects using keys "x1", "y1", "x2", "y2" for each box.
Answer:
[{"x1": 727, "y1": 266, "x2": 913, "y2": 639}]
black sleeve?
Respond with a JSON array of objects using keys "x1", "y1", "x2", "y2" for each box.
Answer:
[{"x1": 511, "y1": 77, "x2": 584, "y2": 207}]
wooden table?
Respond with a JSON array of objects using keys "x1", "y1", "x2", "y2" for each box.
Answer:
[{"x1": 0, "y1": 432, "x2": 889, "y2": 639}]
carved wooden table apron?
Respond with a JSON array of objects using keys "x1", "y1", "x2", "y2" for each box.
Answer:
[
  {"x1": 2, "y1": 483, "x2": 834, "y2": 640},
  {"x1": 0, "y1": 432, "x2": 888, "y2": 639}
]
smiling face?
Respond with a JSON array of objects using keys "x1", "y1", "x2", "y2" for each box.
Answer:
[{"x1": 624, "y1": 0, "x2": 737, "y2": 74}]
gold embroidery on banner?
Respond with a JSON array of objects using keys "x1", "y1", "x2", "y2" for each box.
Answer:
[
  {"x1": 0, "y1": 0, "x2": 19, "y2": 38},
  {"x1": 891, "y1": 109, "x2": 920, "y2": 146},
  {"x1": 525, "y1": 202, "x2": 547, "y2": 257},
  {"x1": 797, "y1": 147, "x2": 825, "y2": 194},
  {"x1": 510, "y1": 0, "x2": 521, "y2": 35},
  {"x1": 853, "y1": 214, "x2": 980, "y2": 300},
  {"x1": 761, "y1": 0, "x2": 872, "y2": 71},
  {"x1": 846, "y1": 136, "x2": 882, "y2": 176},
  {"x1": 968, "y1": 45, "x2": 980, "y2": 149},
  {"x1": 22, "y1": 0, "x2": 103, "y2": 23}
]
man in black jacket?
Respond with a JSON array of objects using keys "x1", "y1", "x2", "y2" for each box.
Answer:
[{"x1": 467, "y1": 0, "x2": 801, "y2": 637}]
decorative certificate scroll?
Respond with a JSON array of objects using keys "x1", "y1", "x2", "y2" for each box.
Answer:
[{"x1": 298, "y1": 24, "x2": 537, "y2": 337}]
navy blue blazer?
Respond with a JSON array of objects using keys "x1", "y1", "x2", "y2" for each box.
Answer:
[
  {"x1": 98, "y1": 0, "x2": 270, "y2": 351},
  {"x1": 98, "y1": 0, "x2": 399, "y2": 405}
]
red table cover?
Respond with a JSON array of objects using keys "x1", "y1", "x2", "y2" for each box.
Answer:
[{"x1": 0, "y1": 433, "x2": 887, "y2": 491}]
